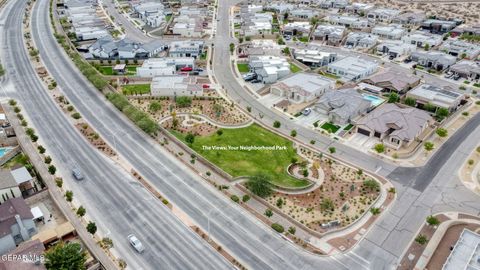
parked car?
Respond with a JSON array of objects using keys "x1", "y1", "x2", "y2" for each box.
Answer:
[
  {"x1": 251, "y1": 79, "x2": 262, "y2": 83},
  {"x1": 194, "y1": 68, "x2": 204, "y2": 72},
  {"x1": 284, "y1": 35, "x2": 291, "y2": 40},
  {"x1": 404, "y1": 58, "x2": 412, "y2": 63},
  {"x1": 303, "y1": 108, "x2": 312, "y2": 116},
  {"x1": 202, "y1": 84, "x2": 210, "y2": 89},
  {"x1": 189, "y1": 71, "x2": 199, "y2": 76},
  {"x1": 180, "y1": 66, "x2": 193, "y2": 72},
  {"x1": 72, "y1": 168, "x2": 84, "y2": 181},
  {"x1": 243, "y1": 73, "x2": 256, "y2": 81},
  {"x1": 453, "y1": 74, "x2": 461, "y2": 80},
  {"x1": 128, "y1": 234, "x2": 145, "y2": 253}
]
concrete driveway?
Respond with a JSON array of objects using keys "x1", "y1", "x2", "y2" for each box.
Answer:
[
  {"x1": 348, "y1": 133, "x2": 378, "y2": 150},
  {"x1": 294, "y1": 111, "x2": 326, "y2": 127},
  {"x1": 258, "y1": 93, "x2": 285, "y2": 108}
]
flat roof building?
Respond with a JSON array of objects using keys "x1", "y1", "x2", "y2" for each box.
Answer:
[
  {"x1": 443, "y1": 229, "x2": 480, "y2": 270},
  {"x1": 151, "y1": 76, "x2": 203, "y2": 97},
  {"x1": 270, "y1": 73, "x2": 334, "y2": 104},
  {"x1": 407, "y1": 84, "x2": 464, "y2": 112},
  {"x1": 327, "y1": 57, "x2": 379, "y2": 81}
]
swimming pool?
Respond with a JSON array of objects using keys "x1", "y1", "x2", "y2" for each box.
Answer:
[
  {"x1": 362, "y1": 94, "x2": 385, "y2": 107},
  {"x1": 0, "y1": 147, "x2": 12, "y2": 157}
]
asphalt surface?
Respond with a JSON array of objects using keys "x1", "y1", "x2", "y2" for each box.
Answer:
[
  {"x1": 2, "y1": 0, "x2": 479, "y2": 269},
  {"x1": 1, "y1": 0, "x2": 232, "y2": 269}
]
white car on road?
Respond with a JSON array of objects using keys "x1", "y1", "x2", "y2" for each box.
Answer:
[{"x1": 128, "y1": 234, "x2": 145, "y2": 253}]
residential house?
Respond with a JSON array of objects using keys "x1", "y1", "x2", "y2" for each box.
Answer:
[
  {"x1": 0, "y1": 198, "x2": 37, "y2": 255},
  {"x1": 136, "y1": 57, "x2": 195, "y2": 77},
  {"x1": 0, "y1": 239, "x2": 45, "y2": 269},
  {"x1": 439, "y1": 40, "x2": 480, "y2": 59},
  {"x1": 320, "y1": 0, "x2": 349, "y2": 9},
  {"x1": 410, "y1": 51, "x2": 457, "y2": 70},
  {"x1": 172, "y1": 15, "x2": 204, "y2": 37},
  {"x1": 249, "y1": 55, "x2": 291, "y2": 83},
  {"x1": 345, "y1": 3, "x2": 374, "y2": 15},
  {"x1": 116, "y1": 39, "x2": 148, "y2": 59},
  {"x1": 345, "y1": 32, "x2": 379, "y2": 49},
  {"x1": 372, "y1": 24, "x2": 406, "y2": 40},
  {"x1": 327, "y1": 56, "x2": 379, "y2": 81},
  {"x1": 88, "y1": 37, "x2": 166, "y2": 59},
  {"x1": 442, "y1": 229, "x2": 480, "y2": 270},
  {"x1": 406, "y1": 84, "x2": 465, "y2": 112},
  {"x1": 450, "y1": 24, "x2": 480, "y2": 38},
  {"x1": 290, "y1": 9, "x2": 318, "y2": 20},
  {"x1": 402, "y1": 31, "x2": 443, "y2": 48},
  {"x1": 421, "y1": 19, "x2": 458, "y2": 34},
  {"x1": 362, "y1": 69, "x2": 420, "y2": 93},
  {"x1": 355, "y1": 103, "x2": 433, "y2": 149},
  {"x1": 449, "y1": 60, "x2": 480, "y2": 81},
  {"x1": 392, "y1": 12, "x2": 426, "y2": 26},
  {"x1": 293, "y1": 48, "x2": 337, "y2": 67},
  {"x1": 270, "y1": 73, "x2": 334, "y2": 104},
  {"x1": 0, "y1": 170, "x2": 22, "y2": 203},
  {"x1": 376, "y1": 41, "x2": 416, "y2": 58},
  {"x1": 151, "y1": 76, "x2": 203, "y2": 97},
  {"x1": 64, "y1": 0, "x2": 110, "y2": 41},
  {"x1": 312, "y1": 25, "x2": 346, "y2": 45},
  {"x1": 314, "y1": 88, "x2": 372, "y2": 125},
  {"x1": 241, "y1": 11, "x2": 272, "y2": 36},
  {"x1": 132, "y1": 1, "x2": 166, "y2": 28},
  {"x1": 367, "y1": 8, "x2": 401, "y2": 23},
  {"x1": 168, "y1": 40, "x2": 204, "y2": 58},
  {"x1": 327, "y1": 15, "x2": 368, "y2": 30},
  {"x1": 242, "y1": 39, "x2": 283, "y2": 57},
  {"x1": 10, "y1": 167, "x2": 35, "y2": 197},
  {"x1": 267, "y1": 2, "x2": 294, "y2": 14},
  {"x1": 282, "y1": 22, "x2": 312, "y2": 37}
]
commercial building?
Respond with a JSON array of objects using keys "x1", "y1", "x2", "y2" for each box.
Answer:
[
  {"x1": 293, "y1": 48, "x2": 337, "y2": 67},
  {"x1": 249, "y1": 55, "x2": 291, "y2": 83},
  {"x1": 151, "y1": 76, "x2": 203, "y2": 97},
  {"x1": 410, "y1": 51, "x2": 457, "y2": 70},
  {"x1": 406, "y1": 84, "x2": 465, "y2": 112},
  {"x1": 315, "y1": 88, "x2": 372, "y2": 125},
  {"x1": 0, "y1": 198, "x2": 37, "y2": 255},
  {"x1": 312, "y1": 25, "x2": 346, "y2": 45},
  {"x1": 363, "y1": 69, "x2": 420, "y2": 93},
  {"x1": 270, "y1": 73, "x2": 334, "y2": 104},
  {"x1": 327, "y1": 57, "x2": 379, "y2": 81},
  {"x1": 136, "y1": 57, "x2": 195, "y2": 77},
  {"x1": 355, "y1": 103, "x2": 433, "y2": 149}
]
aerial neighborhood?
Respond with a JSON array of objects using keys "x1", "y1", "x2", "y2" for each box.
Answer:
[{"x1": 1, "y1": 0, "x2": 480, "y2": 269}]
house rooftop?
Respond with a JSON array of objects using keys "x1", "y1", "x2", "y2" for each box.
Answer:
[
  {"x1": 408, "y1": 84, "x2": 463, "y2": 108},
  {"x1": 0, "y1": 198, "x2": 34, "y2": 238},
  {"x1": 364, "y1": 69, "x2": 420, "y2": 92},
  {"x1": 443, "y1": 229, "x2": 480, "y2": 270},
  {"x1": 274, "y1": 73, "x2": 334, "y2": 96}
]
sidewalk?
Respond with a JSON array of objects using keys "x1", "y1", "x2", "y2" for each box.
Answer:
[{"x1": 3, "y1": 103, "x2": 118, "y2": 270}]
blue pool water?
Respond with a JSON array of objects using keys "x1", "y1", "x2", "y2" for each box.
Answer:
[
  {"x1": 0, "y1": 148, "x2": 11, "y2": 157},
  {"x1": 362, "y1": 94, "x2": 385, "y2": 107}
]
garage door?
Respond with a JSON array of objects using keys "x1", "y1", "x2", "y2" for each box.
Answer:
[{"x1": 357, "y1": 128, "x2": 370, "y2": 136}]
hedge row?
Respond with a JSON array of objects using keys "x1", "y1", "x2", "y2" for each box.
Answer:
[{"x1": 106, "y1": 93, "x2": 159, "y2": 135}]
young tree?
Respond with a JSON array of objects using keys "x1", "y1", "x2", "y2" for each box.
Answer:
[
  {"x1": 328, "y1": 147, "x2": 336, "y2": 154},
  {"x1": 426, "y1": 215, "x2": 440, "y2": 226},
  {"x1": 44, "y1": 242, "x2": 86, "y2": 270},
  {"x1": 87, "y1": 221, "x2": 97, "y2": 235},
  {"x1": 435, "y1": 128, "x2": 448, "y2": 138},
  {"x1": 374, "y1": 144, "x2": 385, "y2": 153},
  {"x1": 404, "y1": 97, "x2": 416, "y2": 106},
  {"x1": 320, "y1": 198, "x2": 334, "y2": 212},
  {"x1": 264, "y1": 208, "x2": 273, "y2": 217},
  {"x1": 387, "y1": 92, "x2": 399, "y2": 103},
  {"x1": 290, "y1": 130, "x2": 297, "y2": 137},
  {"x1": 48, "y1": 165, "x2": 56, "y2": 175},
  {"x1": 415, "y1": 234, "x2": 428, "y2": 245},
  {"x1": 288, "y1": 226, "x2": 296, "y2": 235},
  {"x1": 436, "y1": 108, "x2": 449, "y2": 119},
  {"x1": 424, "y1": 141, "x2": 434, "y2": 152},
  {"x1": 271, "y1": 223, "x2": 284, "y2": 233},
  {"x1": 370, "y1": 207, "x2": 381, "y2": 215},
  {"x1": 242, "y1": 194, "x2": 250, "y2": 203},
  {"x1": 185, "y1": 133, "x2": 195, "y2": 144},
  {"x1": 148, "y1": 101, "x2": 162, "y2": 112},
  {"x1": 76, "y1": 206, "x2": 86, "y2": 217},
  {"x1": 273, "y1": 121, "x2": 281, "y2": 128},
  {"x1": 216, "y1": 129, "x2": 223, "y2": 136},
  {"x1": 65, "y1": 191, "x2": 73, "y2": 202},
  {"x1": 246, "y1": 174, "x2": 273, "y2": 198}
]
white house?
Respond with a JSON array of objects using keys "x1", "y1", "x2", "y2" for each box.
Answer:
[
  {"x1": 402, "y1": 31, "x2": 443, "y2": 48},
  {"x1": 327, "y1": 57, "x2": 379, "y2": 81},
  {"x1": 282, "y1": 22, "x2": 312, "y2": 37},
  {"x1": 439, "y1": 40, "x2": 480, "y2": 59},
  {"x1": 372, "y1": 24, "x2": 406, "y2": 40},
  {"x1": 249, "y1": 55, "x2": 291, "y2": 83},
  {"x1": 136, "y1": 57, "x2": 195, "y2": 77},
  {"x1": 327, "y1": 15, "x2": 369, "y2": 30},
  {"x1": 168, "y1": 40, "x2": 204, "y2": 58},
  {"x1": 270, "y1": 73, "x2": 334, "y2": 104},
  {"x1": 367, "y1": 8, "x2": 401, "y2": 23},
  {"x1": 293, "y1": 48, "x2": 337, "y2": 67},
  {"x1": 345, "y1": 32, "x2": 379, "y2": 49},
  {"x1": 151, "y1": 76, "x2": 203, "y2": 97},
  {"x1": 376, "y1": 41, "x2": 416, "y2": 58}
]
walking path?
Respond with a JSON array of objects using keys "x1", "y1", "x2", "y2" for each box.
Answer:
[{"x1": 158, "y1": 112, "x2": 253, "y2": 129}]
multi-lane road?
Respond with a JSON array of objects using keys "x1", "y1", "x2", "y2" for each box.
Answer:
[{"x1": 1, "y1": 0, "x2": 479, "y2": 269}]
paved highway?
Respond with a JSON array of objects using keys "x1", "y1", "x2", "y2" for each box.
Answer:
[
  {"x1": 1, "y1": 0, "x2": 232, "y2": 269},
  {"x1": 4, "y1": 0, "x2": 479, "y2": 269}
]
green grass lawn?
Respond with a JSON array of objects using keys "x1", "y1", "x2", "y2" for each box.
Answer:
[
  {"x1": 171, "y1": 124, "x2": 310, "y2": 188},
  {"x1": 289, "y1": 63, "x2": 302, "y2": 73},
  {"x1": 237, "y1": 63, "x2": 250, "y2": 73},
  {"x1": 122, "y1": 84, "x2": 151, "y2": 95},
  {"x1": 321, "y1": 122, "x2": 340, "y2": 133},
  {"x1": 343, "y1": 124, "x2": 354, "y2": 131},
  {"x1": 98, "y1": 66, "x2": 114, "y2": 75}
]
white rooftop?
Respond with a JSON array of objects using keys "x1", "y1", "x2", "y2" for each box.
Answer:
[{"x1": 443, "y1": 229, "x2": 480, "y2": 270}]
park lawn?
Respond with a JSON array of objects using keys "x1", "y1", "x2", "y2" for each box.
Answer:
[
  {"x1": 122, "y1": 84, "x2": 151, "y2": 95},
  {"x1": 172, "y1": 124, "x2": 310, "y2": 188},
  {"x1": 237, "y1": 63, "x2": 250, "y2": 73},
  {"x1": 98, "y1": 66, "x2": 113, "y2": 75},
  {"x1": 289, "y1": 63, "x2": 302, "y2": 73},
  {"x1": 321, "y1": 122, "x2": 340, "y2": 133}
]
